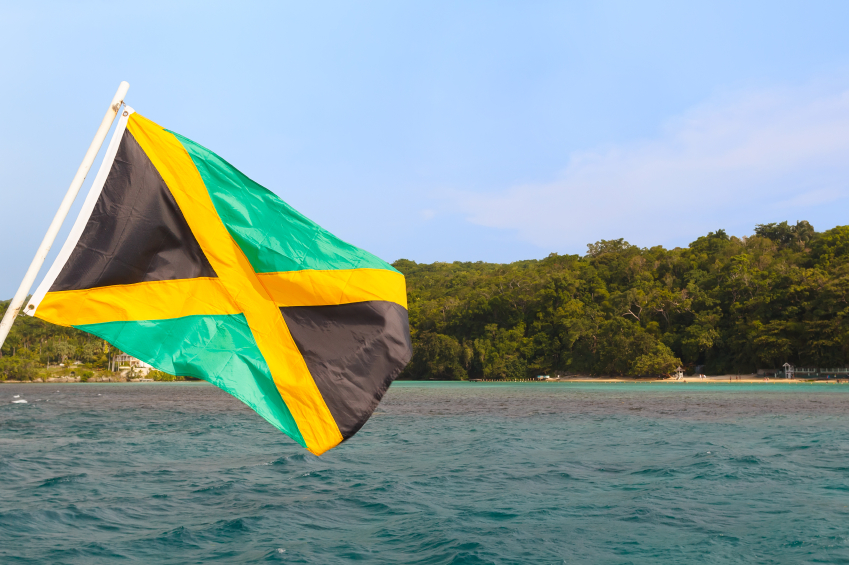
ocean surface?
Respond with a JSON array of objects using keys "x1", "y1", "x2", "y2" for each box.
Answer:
[{"x1": 2, "y1": 381, "x2": 849, "y2": 564}]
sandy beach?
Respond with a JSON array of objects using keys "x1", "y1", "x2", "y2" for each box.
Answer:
[{"x1": 475, "y1": 375, "x2": 845, "y2": 384}]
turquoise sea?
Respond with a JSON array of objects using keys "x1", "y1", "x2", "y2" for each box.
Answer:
[{"x1": 3, "y1": 381, "x2": 849, "y2": 564}]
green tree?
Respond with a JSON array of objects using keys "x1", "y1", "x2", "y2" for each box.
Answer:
[
  {"x1": 630, "y1": 342, "x2": 681, "y2": 377},
  {"x1": 403, "y1": 332, "x2": 467, "y2": 380}
]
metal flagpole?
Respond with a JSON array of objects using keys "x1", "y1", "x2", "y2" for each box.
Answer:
[{"x1": 0, "y1": 81, "x2": 130, "y2": 350}]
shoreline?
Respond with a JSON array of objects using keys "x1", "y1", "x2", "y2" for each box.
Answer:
[
  {"x1": 556, "y1": 377, "x2": 825, "y2": 384},
  {"x1": 469, "y1": 375, "x2": 845, "y2": 384},
  {"x1": 3, "y1": 376, "x2": 844, "y2": 385},
  {"x1": 1, "y1": 377, "x2": 195, "y2": 384}
]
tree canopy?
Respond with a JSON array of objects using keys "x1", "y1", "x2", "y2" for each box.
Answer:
[
  {"x1": 398, "y1": 221, "x2": 849, "y2": 379},
  {"x1": 0, "y1": 299, "x2": 111, "y2": 380}
]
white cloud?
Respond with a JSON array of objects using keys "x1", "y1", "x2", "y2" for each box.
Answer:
[{"x1": 450, "y1": 83, "x2": 849, "y2": 250}]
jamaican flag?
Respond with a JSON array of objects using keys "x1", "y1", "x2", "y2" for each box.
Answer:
[{"x1": 26, "y1": 108, "x2": 412, "y2": 455}]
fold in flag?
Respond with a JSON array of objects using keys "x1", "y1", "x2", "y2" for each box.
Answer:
[{"x1": 26, "y1": 108, "x2": 412, "y2": 455}]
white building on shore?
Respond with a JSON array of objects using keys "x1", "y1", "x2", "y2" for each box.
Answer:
[{"x1": 111, "y1": 353, "x2": 153, "y2": 375}]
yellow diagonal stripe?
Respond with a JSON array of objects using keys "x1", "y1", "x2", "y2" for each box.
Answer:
[
  {"x1": 127, "y1": 113, "x2": 343, "y2": 455},
  {"x1": 258, "y1": 268, "x2": 407, "y2": 309},
  {"x1": 37, "y1": 278, "x2": 239, "y2": 327}
]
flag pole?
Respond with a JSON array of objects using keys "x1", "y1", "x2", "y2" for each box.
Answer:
[{"x1": 0, "y1": 81, "x2": 130, "y2": 350}]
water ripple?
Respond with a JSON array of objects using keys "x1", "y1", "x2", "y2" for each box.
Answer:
[{"x1": 3, "y1": 382, "x2": 849, "y2": 563}]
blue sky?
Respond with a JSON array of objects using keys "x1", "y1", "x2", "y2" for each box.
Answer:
[{"x1": 2, "y1": 1, "x2": 849, "y2": 297}]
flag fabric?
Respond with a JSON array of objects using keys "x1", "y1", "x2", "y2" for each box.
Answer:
[{"x1": 26, "y1": 108, "x2": 412, "y2": 455}]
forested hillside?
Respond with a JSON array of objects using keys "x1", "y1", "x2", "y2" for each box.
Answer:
[
  {"x1": 398, "y1": 221, "x2": 849, "y2": 379},
  {"x1": 0, "y1": 300, "x2": 111, "y2": 380},
  {"x1": 4, "y1": 221, "x2": 849, "y2": 380}
]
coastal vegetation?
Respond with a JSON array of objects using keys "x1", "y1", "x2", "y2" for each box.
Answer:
[
  {"x1": 3, "y1": 220, "x2": 849, "y2": 381},
  {"x1": 397, "y1": 221, "x2": 849, "y2": 379},
  {"x1": 0, "y1": 304, "x2": 109, "y2": 381}
]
